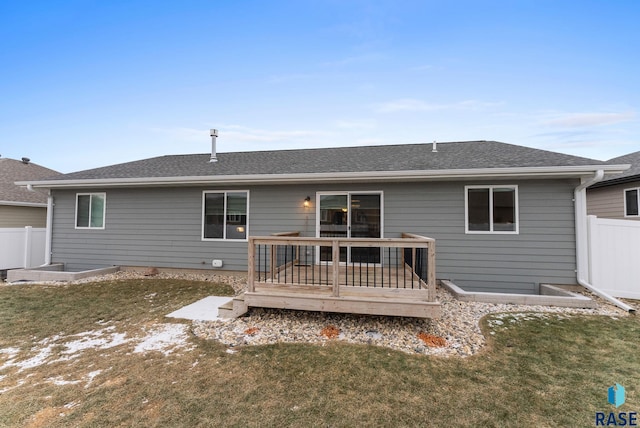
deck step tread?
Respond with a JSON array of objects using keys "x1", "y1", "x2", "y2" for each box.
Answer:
[{"x1": 217, "y1": 300, "x2": 234, "y2": 310}]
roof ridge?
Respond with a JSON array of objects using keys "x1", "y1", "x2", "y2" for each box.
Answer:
[{"x1": 209, "y1": 140, "x2": 494, "y2": 156}]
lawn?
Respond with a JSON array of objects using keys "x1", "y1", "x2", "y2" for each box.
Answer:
[{"x1": 0, "y1": 278, "x2": 638, "y2": 427}]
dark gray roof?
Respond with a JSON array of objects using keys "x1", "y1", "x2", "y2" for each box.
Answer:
[
  {"x1": 44, "y1": 140, "x2": 606, "y2": 182},
  {"x1": 0, "y1": 158, "x2": 60, "y2": 204},
  {"x1": 591, "y1": 150, "x2": 640, "y2": 187}
]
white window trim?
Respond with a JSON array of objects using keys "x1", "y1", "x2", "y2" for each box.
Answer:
[
  {"x1": 75, "y1": 192, "x2": 106, "y2": 230},
  {"x1": 623, "y1": 187, "x2": 640, "y2": 218},
  {"x1": 465, "y1": 185, "x2": 519, "y2": 234},
  {"x1": 201, "y1": 190, "x2": 250, "y2": 241}
]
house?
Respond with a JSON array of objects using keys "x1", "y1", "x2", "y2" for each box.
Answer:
[
  {"x1": 16, "y1": 139, "x2": 630, "y2": 317},
  {"x1": 587, "y1": 150, "x2": 640, "y2": 220},
  {"x1": 0, "y1": 157, "x2": 60, "y2": 228}
]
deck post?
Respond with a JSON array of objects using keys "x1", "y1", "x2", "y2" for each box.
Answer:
[
  {"x1": 332, "y1": 240, "x2": 340, "y2": 297},
  {"x1": 247, "y1": 238, "x2": 256, "y2": 292},
  {"x1": 427, "y1": 241, "x2": 436, "y2": 301}
]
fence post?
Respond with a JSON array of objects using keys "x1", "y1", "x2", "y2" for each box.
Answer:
[
  {"x1": 23, "y1": 226, "x2": 32, "y2": 268},
  {"x1": 586, "y1": 215, "x2": 597, "y2": 287}
]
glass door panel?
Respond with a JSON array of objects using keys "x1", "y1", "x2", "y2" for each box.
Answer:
[
  {"x1": 317, "y1": 193, "x2": 382, "y2": 264},
  {"x1": 319, "y1": 194, "x2": 348, "y2": 262},
  {"x1": 350, "y1": 194, "x2": 381, "y2": 263}
]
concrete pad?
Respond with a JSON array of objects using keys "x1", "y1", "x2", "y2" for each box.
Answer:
[{"x1": 166, "y1": 296, "x2": 233, "y2": 321}]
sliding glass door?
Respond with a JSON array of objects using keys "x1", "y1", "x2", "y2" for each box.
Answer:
[{"x1": 317, "y1": 192, "x2": 382, "y2": 264}]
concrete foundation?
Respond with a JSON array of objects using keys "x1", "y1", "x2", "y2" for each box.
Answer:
[
  {"x1": 439, "y1": 280, "x2": 597, "y2": 308},
  {"x1": 7, "y1": 264, "x2": 120, "y2": 282}
]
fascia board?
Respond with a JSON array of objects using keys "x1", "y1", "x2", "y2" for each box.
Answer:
[
  {"x1": 0, "y1": 200, "x2": 48, "y2": 207},
  {"x1": 17, "y1": 164, "x2": 631, "y2": 189}
]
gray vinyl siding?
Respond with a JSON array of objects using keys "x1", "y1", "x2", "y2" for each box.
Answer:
[
  {"x1": 50, "y1": 178, "x2": 579, "y2": 293},
  {"x1": 383, "y1": 179, "x2": 578, "y2": 293},
  {"x1": 587, "y1": 180, "x2": 640, "y2": 220},
  {"x1": 0, "y1": 205, "x2": 47, "y2": 228}
]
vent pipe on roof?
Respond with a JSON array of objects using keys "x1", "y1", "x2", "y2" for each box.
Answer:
[
  {"x1": 209, "y1": 129, "x2": 218, "y2": 163},
  {"x1": 22, "y1": 157, "x2": 31, "y2": 164},
  {"x1": 432, "y1": 141, "x2": 437, "y2": 153}
]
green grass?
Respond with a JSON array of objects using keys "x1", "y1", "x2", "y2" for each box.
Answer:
[{"x1": 0, "y1": 280, "x2": 638, "y2": 427}]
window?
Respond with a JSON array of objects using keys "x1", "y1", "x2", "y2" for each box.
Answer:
[
  {"x1": 625, "y1": 188, "x2": 639, "y2": 217},
  {"x1": 76, "y1": 193, "x2": 106, "y2": 229},
  {"x1": 465, "y1": 186, "x2": 518, "y2": 233},
  {"x1": 202, "y1": 191, "x2": 248, "y2": 240}
]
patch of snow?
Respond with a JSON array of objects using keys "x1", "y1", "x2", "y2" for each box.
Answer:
[
  {"x1": 15, "y1": 347, "x2": 53, "y2": 372},
  {"x1": 0, "y1": 347, "x2": 20, "y2": 356},
  {"x1": 61, "y1": 329, "x2": 129, "y2": 356},
  {"x1": 1, "y1": 322, "x2": 193, "y2": 380},
  {"x1": 0, "y1": 347, "x2": 21, "y2": 371},
  {"x1": 48, "y1": 376, "x2": 81, "y2": 386},
  {"x1": 133, "y1": 324, "x2": 194, "y2": 356},
  {"x1": 84, "y1": 370, "x2": 102, "y2": 388}
]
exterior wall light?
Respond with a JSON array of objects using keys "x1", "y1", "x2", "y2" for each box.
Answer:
[{"x1": 303, "y1": 196, "x2": 311, "y2": 208}]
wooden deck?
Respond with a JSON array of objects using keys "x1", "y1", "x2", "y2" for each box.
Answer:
[{"x1": 238, "y1": 233, "x2": 441, "y2": 319}]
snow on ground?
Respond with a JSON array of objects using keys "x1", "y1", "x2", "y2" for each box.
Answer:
[
  {"x1": 0, "y1": 322, "x2": 194, "y2": 379},
  {"x1": 133, "y1": 323, "x2": 195, "y2": 356}
]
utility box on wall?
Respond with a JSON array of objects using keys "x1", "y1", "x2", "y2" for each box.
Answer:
[{"x1": 212, "y1": 259, "x2": 223, "y2": 268}]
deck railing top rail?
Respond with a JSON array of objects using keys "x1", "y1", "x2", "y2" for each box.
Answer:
[
  {"x1": 270, "y1": 231, "x2": 301, "y2": 237},
  {"x1": 264, "y1": 231, "x2": 434, "y2": 241},
  {"x1": 252, "y1": 235, "x2": 435, "y2": 247}
]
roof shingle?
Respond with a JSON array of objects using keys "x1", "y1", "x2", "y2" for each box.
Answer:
[
  {"x1": 45, "y1": 140, "x2": 606, "y2": 182},
  {"x1": 0, "y1": 158, "x2": 60, "y2": 204}
]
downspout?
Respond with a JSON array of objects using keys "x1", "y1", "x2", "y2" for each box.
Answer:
[
  {"x1": 574, "y1": 170, "x2": 635, "y2": 312},
  {"x1": 43, "y1": 190, "x2": 53, "y2": 266}
]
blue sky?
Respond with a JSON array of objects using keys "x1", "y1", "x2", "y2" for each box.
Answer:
[{"x1": 1, "y1": 0, "x2": 638, "y2": 173}]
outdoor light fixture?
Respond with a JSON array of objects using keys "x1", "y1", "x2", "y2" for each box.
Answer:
[{"x1": 303, "y1": 196, "x2": 311, "y2": 208}]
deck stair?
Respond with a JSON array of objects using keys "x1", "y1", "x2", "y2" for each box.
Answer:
[{"x1": 217, "y1": 293, "x2": 249, "y2": 319}]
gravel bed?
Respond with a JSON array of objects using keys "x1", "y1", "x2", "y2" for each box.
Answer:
[
  {"x1": 193, "y1": 285, "x2": 629, "y2": 357},
  {"x1": 6, "y1": 270, "x2": 632, "y2": 357}
]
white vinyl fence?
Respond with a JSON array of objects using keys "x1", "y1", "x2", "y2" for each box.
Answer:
[
  {"x1": 0, "y1": 227, "x2": 47, "y2": 270},
  {"x1": 588, "y1": 216, "x2": 640, "y2": 300}
]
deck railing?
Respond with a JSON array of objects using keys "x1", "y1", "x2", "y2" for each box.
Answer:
[{"x1": 247, "y1": 233, "x2": 436, "y2": 301}]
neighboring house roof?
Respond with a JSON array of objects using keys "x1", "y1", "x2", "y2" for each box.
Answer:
[
  {"x1": 19, "y1": 141, "x2": 628, "y2": 188},
  {"x1": 0, "y1": 158, "x2": 61, "y2": 206},
  {"x1": 589, "y1": 150, "x2": 640, "y2": 188}
]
